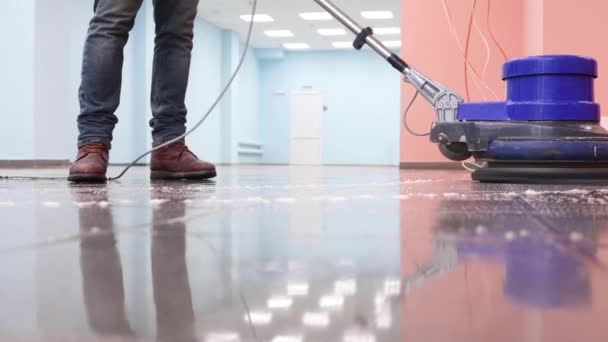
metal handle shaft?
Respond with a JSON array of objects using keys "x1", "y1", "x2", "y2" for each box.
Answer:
[
  {"x1": 313, "y1": 0, "x2": 463, "y2": 122},
  {"x1": 313, "y1": 0, "x2": 395, "y2": 61}
]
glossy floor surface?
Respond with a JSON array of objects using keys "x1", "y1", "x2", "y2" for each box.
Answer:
[{"x1": 1, "y1": 165, "x2": 607, "y2": 342}]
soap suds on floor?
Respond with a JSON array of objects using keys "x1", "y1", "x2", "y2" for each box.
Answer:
[
  {"x1": 587, "y1": 197, "x2": 607, "y2": 205},
  {"x1": 522, "y1": 189, "x2": 593, "y2": 197},
  {"x1": 312, "y1": 196, "x2": 347, "y2": 202},
  {"x1": 118, "y1": 199, "x2": 136, "y2": 206},
  {"x1": 502, "y1": 192, "x2": 519, "y2": 198},
  {"x1": 89, "y1": 227, "x2": 102, "y2": 235},
  {"x1": 475, "y1": 225, "x2": 487, "y2": 235},
  {"x1": 150, "y1": 199, "x2": 169, "y2": 207},
  {"x1": 523, "y1": 190, "x2": 544, "y2": 197},
  {"x1": 73, "y1": 201, "x2": 97, "y2": 208},
  {"x1": 42, "y1": 201, "x2": 61, "y2": 208},
  {"x1": 275, "y1": 197, "x2": 296, "y2": 204},
  {"x1": 562, "y1": 189, "x2": 590, "y2": 195},
  {"x1": 246, "y1": 197, "x2": 270, "y2": 204},
  {"x1": 327, "y1": 196, "x2": 347, "y2": 202},
  {"x1": 569, "y1": 231, "x2": 584, "y2": 242},
  {"x1": 400, "y1": 179, "x2": 433, "y2": 185},
  {"x1": 98, "y1": 201, "x2": 110, "y2": 208}
]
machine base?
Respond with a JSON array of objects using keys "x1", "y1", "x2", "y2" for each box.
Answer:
[{"x1": 472, "y1": 162, "x2": 608, "y2": 184}]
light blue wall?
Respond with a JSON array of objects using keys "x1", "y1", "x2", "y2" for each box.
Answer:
[
  {"x1": 183, "y1": 19, "x2": 225, "y2": 164},
  {"x1": 0, "y1": 1, "x2": 260, "y2": 164},
  {"x1": 259, "y1": 50, "x2": 401, "y2": 166},
  {"x1": 0, "y1": 0, "x2": 150, "y2": 162},
  {"x1": 237, "y1": 48, "x2": 261, "y2": 145},
  {"x1": 0, "y1": 1, "x2": 36, "y2": 160},
  {"x1": 1, "y1": 2, "x2": 397, "y2": 166}
]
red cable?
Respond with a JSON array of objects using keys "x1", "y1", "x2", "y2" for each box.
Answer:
[
  {"x1": 442, "y1": 0, "x2": 498, "y2": 99},
  {"x1": 486, "y1": 0, "x2": 509, "y2": 62},
  {"x1": 463, "y1": 0, "x2": 478, "y2": 101}
]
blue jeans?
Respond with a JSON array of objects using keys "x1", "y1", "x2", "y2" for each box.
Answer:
[{"x1": 78, "y1": 0, "x2": 199, "y2": 148}]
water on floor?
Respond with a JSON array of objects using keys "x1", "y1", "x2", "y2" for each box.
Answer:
[{"x1": 0, "y1": 165, "x2": 607, "y2": 342}]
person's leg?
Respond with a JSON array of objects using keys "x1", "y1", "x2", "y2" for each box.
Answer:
[
  {"x1": 70, "y1": 0, "x2": 143, "y2": 183},
  {"x1": 77, "y1": 0, "x2": 144, "y2": 148},
  {"x1": 149, "y1": 0, "x2": 199, "y2": 146},
  {"x1": 148, "y1": 0, "x2": 215, "y2": 181}
]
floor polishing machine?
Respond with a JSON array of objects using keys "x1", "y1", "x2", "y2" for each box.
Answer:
[{"x1": 315, "y1": 0, "x2": 608, "y2": 183}]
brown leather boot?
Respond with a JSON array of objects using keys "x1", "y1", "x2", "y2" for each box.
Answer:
[
  {"x1": 150, "y1": 142, "x2": 216, "y2": 180},
  {"x1": 68, "y1": 143, "x2": 110, "y2": 183}
]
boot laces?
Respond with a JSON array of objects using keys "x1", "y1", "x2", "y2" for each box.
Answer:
[{"x1": 173, "y1": 143, "x2": 197, "y2": 158}]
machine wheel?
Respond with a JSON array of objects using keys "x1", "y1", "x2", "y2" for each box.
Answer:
[{"x1": 439, "y1": 143, "x2": 472, "y2": 161}]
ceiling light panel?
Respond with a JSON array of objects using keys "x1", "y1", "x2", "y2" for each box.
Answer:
[
  {"x1": 382, "y1": 40, "x2": 402, "y2": 48},
  {"x1": 265, "y1": 30, "x2": 294, "y2": 38},
  {"x1": 299, "y1": 12, "x2": 333, "y2": 21},
  {"x1": 240, "y1": 14, "x2": 274, "y2": 22},
  {"x1": 283, "y1": 43, "x2": 311, "y2": 50},
  {"x1": 332, "y1": 41, "x2": 353, "y2": 49},
  {"x1": 361, "y1": 11, "x2": 394, "y2": 19},
  {"x1": 374, "y1": 27, "x2": 401, "y2": 35},
  {"x1": 318, "y1": 28, "x2": 347, "y2": 36}
]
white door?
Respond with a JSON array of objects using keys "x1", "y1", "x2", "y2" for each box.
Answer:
[{"x1": 290, "y1": 91, "x2": 324, "y2": 165}]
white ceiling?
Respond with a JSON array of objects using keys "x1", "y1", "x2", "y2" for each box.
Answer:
[{"x1": 198, "y1": 0, "x2": 402, "y2": 50}]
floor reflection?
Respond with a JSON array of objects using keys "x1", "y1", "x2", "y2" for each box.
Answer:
[
  {"x1": 77, "y1": 187, "x2": 134, "y2": 337},
  {"x1": 5, "y1": 167, "x2": 608, "y2": 341},
  {"x1": 74, "y1": 185, "x2": 198, "y2": 341},
  {"x1": 401, "y1": 195, "x2": 608, "y2": 342}
]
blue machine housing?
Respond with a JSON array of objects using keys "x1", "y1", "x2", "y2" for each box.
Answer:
[
  {"x1": 457, "y1": 55, "x2": 600, "y2": 122},
  {"x1": 429, "y1": 55, "x2": 608, "y2": 181}
]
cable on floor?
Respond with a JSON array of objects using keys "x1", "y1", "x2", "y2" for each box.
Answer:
[{"x1": 461, "y1": 160, "x2": 487, "y2": 172}]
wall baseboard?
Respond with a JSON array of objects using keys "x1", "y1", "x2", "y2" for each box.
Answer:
[
  {"x1": 0, "y1": 160, "x2": 71, "y2": 168},
  {"x1": 400, "y1": 162, "x2": 463, "y2": 170}
]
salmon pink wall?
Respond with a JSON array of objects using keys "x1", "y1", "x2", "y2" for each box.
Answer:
[
  {"x1": 400, "y1": 0, "x2": 524, "y2": 163},
  {"x1": 400, "y1": 0, "x2": 608, "y2": 164}
]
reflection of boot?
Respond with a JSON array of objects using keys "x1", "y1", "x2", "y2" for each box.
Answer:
[
  {"x1": 73, "y1": 188, "x2": 133, "y2": 336},
  {"x1": 151, "y1": 193, "x2": 196, "y2": 342}
]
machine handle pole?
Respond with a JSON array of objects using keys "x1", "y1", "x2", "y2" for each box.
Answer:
[
  {"x1": 313, "y1": 0, "x2": 463, "y2": 122},
  {"x1": 313, "y1": 0, "x2": 410, "y2": 74}
]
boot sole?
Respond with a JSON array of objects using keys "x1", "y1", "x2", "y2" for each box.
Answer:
[
  {"x1": 150, "y1": 169, "x2": 217, "y2": 181},
  {"x1": 68, "y1": 174, "x2": 108, "y2": 183}
]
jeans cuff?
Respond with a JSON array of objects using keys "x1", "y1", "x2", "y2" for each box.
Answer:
[
  {"x1": 152, "y1": 136, "x2": 185, "y2": 147},
  {"x1": 78, "y1": 138, "x2": 112, "y2": 149}
]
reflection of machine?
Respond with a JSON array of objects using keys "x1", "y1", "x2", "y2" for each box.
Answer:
[
  {"x1": 314, "y1": 0, "x2": 608, "y2": 183},
  {"x1": 401, "y1": 198, "x2": 599, "y2": 309},
  {"x1": 506, "y1": 237, "x2": 591, "y2": 308}
]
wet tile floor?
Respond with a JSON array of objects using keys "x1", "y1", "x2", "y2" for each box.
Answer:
[{"x1": 1, "y1": 165, "x2": 608, "y2": 341}]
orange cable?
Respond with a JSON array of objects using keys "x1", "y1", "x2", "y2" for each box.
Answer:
[
  {"x1": 441, "y1": 0, "x2": 498, "y2": 100},
  {"x1": 464, "y1": 0, "x2": 479, "y2": 101},
  {"x1": 487, "y1": 0, "x2": 509, "y2": 61}
]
